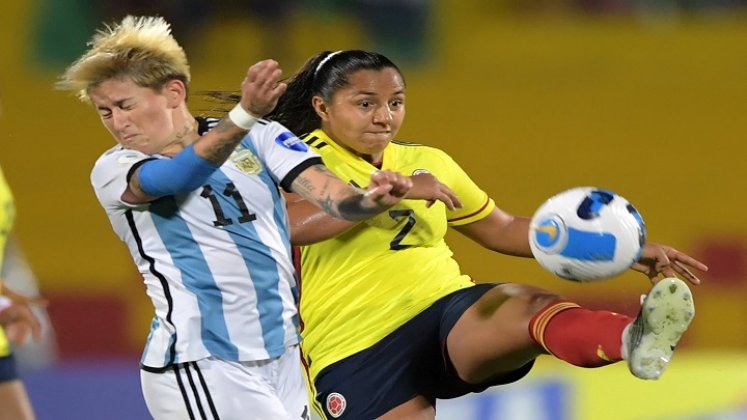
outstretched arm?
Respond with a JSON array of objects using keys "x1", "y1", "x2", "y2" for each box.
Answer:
[
  {"x1": 289, "y1": 165, "x2": 411, "y2": 222},
  {"x1": 285, "y1": 192, "x2": 359, "y2": 246},
  {"x1": 453, "y1": 208, "x2": 534, "y2": 257},
  {"x1": 454, "y1": 209, "x2": 708, "y2": 285},
  {"x1": 287, "y1": 172, "x2": 463, "y2": 245}
]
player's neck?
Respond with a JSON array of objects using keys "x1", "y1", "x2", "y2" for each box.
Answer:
[
  {"x1": 160, "y1": 117, "x2": 200, "y2": 156},
  {"x1": 355, "y1": 152, "x2": 382, "y2": 168}
]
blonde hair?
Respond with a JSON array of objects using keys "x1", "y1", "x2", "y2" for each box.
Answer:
[{"x1": 57, "y1": 15, "x2": 191, "y2": 103}]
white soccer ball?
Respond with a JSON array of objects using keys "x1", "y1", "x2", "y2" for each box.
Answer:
[{"x1": 529, "y1": 187, "x2": 647, "y2": 281}]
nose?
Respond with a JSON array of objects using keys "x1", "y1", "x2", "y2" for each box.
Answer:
[
  {"x1": 373, "y1": 105, "x2": 393, "y2": 124},
  {"x1": 110, "y1": 108, "x2": 130, "y2": 131}
]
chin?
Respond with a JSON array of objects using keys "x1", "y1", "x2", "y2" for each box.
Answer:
[
  {"x1": 362, "y1": 143, "x2": 387, "y2": 154},
  {"x1": 365, "y1": 135, "x2": 391, "y2": 145}
]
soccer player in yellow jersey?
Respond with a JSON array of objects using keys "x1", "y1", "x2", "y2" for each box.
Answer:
[
  {"x1": 0, "y1": 165, "x2": 43, "y2": 420},
  {"x1": 266, "y1": 50, "x2": 709, "y2": 419}
]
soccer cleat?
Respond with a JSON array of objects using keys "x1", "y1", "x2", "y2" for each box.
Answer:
[{"x1": 621, "y1": 277, "x2": 695, "y2": 380}]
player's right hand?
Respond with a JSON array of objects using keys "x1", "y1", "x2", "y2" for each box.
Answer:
[
  {"x1": 363, "y1": 170, "x2": 413, "y2": 209},
  {"x1": 239, "y1": 59, "x2": 287, "y2": 117}
]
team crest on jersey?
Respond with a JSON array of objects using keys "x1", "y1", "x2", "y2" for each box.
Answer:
[
  {"x1": 412, "y1": 168, "x2": 431, "y2": 176},
  {"x1": 275, "y1": 131, "x2": 309, "y2": 152},
  {"x1": 326, "y1": 392, "x2": 347, "y2": 418},
  {"x1": 230, "y1": 148, "x2": 263, "y2": 174}
]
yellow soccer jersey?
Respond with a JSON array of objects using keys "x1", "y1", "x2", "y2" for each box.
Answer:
[
  {"x1": 299, "y1": 129, "x2": 495, "y2": 380},
  {"x1": 0, "y1": 166, "x2": 16, "y2": 356}
]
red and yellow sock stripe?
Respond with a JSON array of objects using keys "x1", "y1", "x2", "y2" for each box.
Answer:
[{"x1": 529, "y1": 301, "x2": 580, "y2": 354}]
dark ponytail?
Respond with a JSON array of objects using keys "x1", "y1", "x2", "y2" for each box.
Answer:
[{"x1": 265, "y1": 52, "x2": 331, "y2": 136}]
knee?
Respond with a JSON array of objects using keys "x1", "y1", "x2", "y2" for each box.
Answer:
[
  {"x1": 527, "y1": 289, "x2": 564, "y2": 315},
  {"x1": 498, "y1": 283, "x2": 563, "y2": 318}
]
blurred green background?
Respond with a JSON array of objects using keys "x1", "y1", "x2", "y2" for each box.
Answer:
[{"x1": 1, "y1": 0, "x2": 745, "y2": 418}]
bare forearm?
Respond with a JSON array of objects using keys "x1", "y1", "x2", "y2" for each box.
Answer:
[
  {"x1": 454, "y1": 210, "x2": 533, "y2": 258},
  {"x1": 494, "y1": 216, "x2": 533, "y2": 257},
  {"x1": 126, "y1": 119, "x2": 247, "y2": 203},
  {"x1": 287, "y1": 198, "x2": 359, "y2": 245},
  {"x1": 290, "y1": 165, "x2": 382, "y2": 221},
  {"x1": 192, "y1": 119, "x2": 248, "y2": 164}
]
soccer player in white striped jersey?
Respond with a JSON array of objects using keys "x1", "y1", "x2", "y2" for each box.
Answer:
[{"x1": 57, "y1": 17, "x2": 414, "y2": 420}]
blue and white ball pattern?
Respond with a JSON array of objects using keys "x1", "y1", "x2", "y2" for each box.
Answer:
[{"x1": 529, "y1": 187, "x2": 646, "y2": 281}]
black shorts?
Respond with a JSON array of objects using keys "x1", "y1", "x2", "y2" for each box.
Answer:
[
  {"x1": 313, "y1": 283, "x2": 535, "y2": 419},
  {"x1": 0, "y1": 354, "x2": 19, "y2": 383}
]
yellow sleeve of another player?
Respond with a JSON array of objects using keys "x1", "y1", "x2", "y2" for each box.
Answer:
[{"x1": 0, "y1": 167, "x2": 15, "y2": 356}]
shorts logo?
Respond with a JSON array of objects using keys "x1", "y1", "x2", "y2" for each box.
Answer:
[{"x1": 326, "y1": 392, "x2": 347, "y2": 418}]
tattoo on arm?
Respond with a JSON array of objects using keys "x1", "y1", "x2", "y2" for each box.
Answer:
[
  {"x1": 293, "y1": 174, "x2": 316, "y2": 198},
  {"x1": 337, "y1": 195, "x2": 380, "y2": 220},
  {"x1": 293, "y1": 166, "x2": 341, "y2": 217},
  {"x1": 200, "y1": 119, "x2": 246, "y2": 164},
  {"x1": 292, "y1": 164, "x2": 381, "y2": 221}
]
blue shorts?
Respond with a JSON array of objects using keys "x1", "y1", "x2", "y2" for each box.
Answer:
[
  {"x1": 0, "y1": 354, "x2": 19, "y2": 383},
  {"x1": 313, "y1": 283, "x2": 535, "y2": 419}
]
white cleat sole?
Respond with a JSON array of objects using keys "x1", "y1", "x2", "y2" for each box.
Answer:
[{"x1": 627, "y1": 277, "x2": 695, "y2": 380}]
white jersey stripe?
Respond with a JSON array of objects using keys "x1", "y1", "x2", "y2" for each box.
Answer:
[
  {"x1": 127, "y1": 209, "x2": 179, "y2": 366},
  {"x1": 232, "y1": 234, "x2": 286, "y2": 355},
  {"x1": 233, "y1": 140, "x2": 296, "y2": 354},
  {"x1": 211, "y1": 168, "x2": 288, "y2": 356},
  {"x1": 142, "y1": 317, "x2": 162, "y2": 366},
  {"x1": 150, "y1": 195, "x2": 239, "y2": 361},
  {"x1": 242, "y1": 139, "x2": 302, "y2": 318}
]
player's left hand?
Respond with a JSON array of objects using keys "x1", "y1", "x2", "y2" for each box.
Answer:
[
  {"x1": 407, "y1": 172, "x2": 463, "y2": 211},
  {"x1": 0, "y1": 284, "x2": 47, "y2": 345},
  {"x1": 632, "y1": 242, "x2": 708, "y2": 285},
  {"x1": 363, "y1": 170, "x2": 413, "y2": 209}
]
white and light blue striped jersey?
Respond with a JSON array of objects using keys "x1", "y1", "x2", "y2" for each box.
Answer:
[{"x1": 90, "y1": 119, "x2": 321, "y2": 369}]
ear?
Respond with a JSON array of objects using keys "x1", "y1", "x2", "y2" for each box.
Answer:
[
  {"x1": 311, "y1": 96, "x2": 329, "y2": 122},
  {"x1": 162, "y1": 79, "x2": 187, "y2": 108}
]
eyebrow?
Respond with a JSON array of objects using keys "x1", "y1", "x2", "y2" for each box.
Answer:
[{"x1": 354, "y1": 89, "x2": 406, "y2": 96}]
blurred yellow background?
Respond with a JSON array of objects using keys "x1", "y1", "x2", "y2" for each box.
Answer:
[{"x1": 0, "y1": 0, "x2": 745, "y2": 418}]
